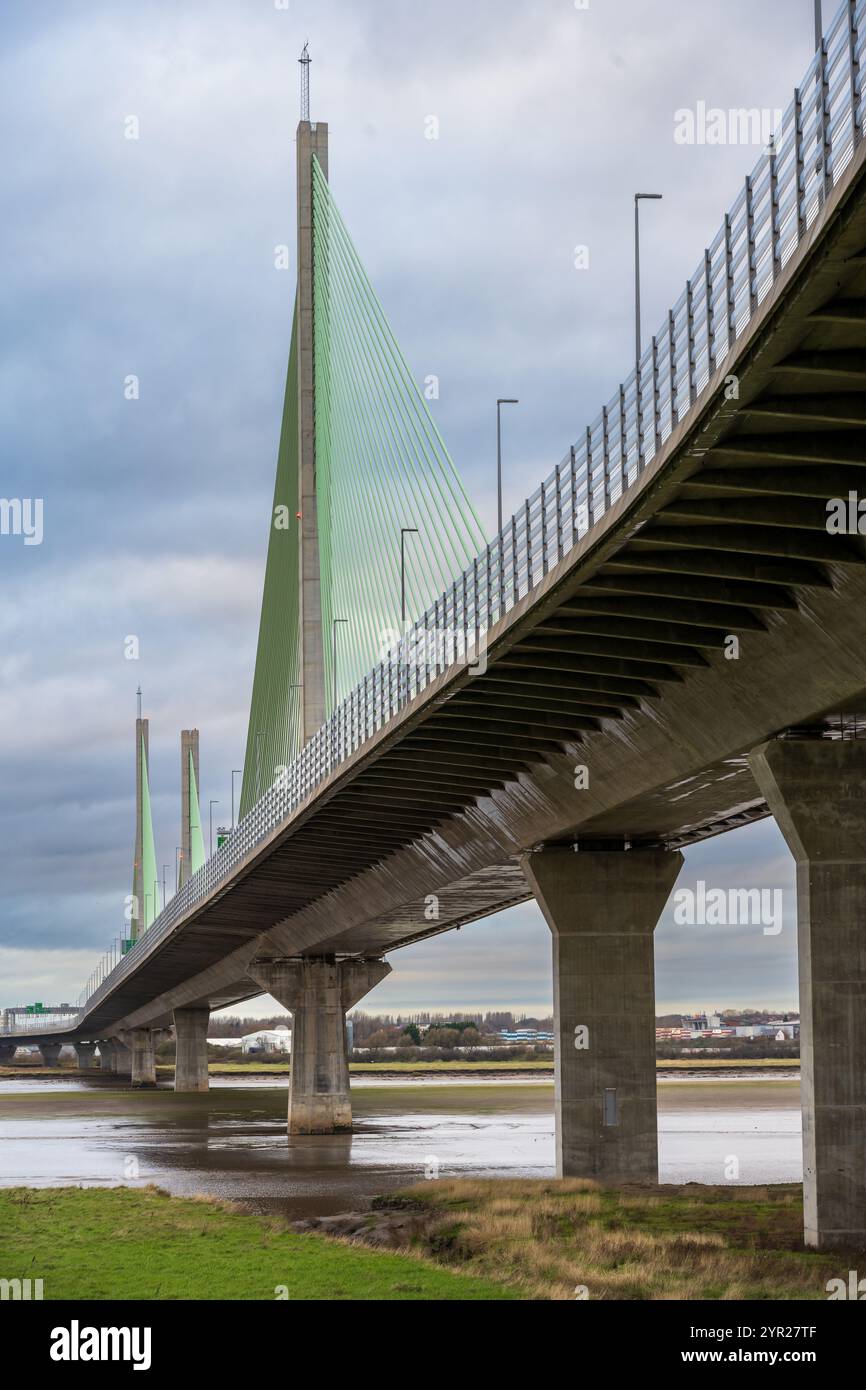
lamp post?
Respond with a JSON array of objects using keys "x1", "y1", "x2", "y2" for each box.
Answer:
[
  {"x1": 231, "y1": 770, "x2": 242, "y2": 828},
  {"x1": 400, "y1": 528, "x2": 419, "y2": 626},
  {"x1": 175, "y1": 846, "x2": 181, "y2": 893},
  {"x1": 634, "y1": 193, "x2": 663, "y2": 377},
  {"x1": 162, "y1": 865, "x2": 170, "y2": 909},
  {"x1": 209, "y1": 801, "x2": 219, "y2": 858},
  {"x1": 496, "y1": 399, "x2": 519, "y2": 535},
  {"x1": 332, "y1": 618, "x2": 349, "y2": 709}
]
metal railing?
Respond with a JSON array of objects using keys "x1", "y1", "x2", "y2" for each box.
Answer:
[{"x1": 39, "y1": 0, "x2": 864, "y2": 1032}]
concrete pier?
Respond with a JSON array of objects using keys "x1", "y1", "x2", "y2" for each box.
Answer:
[
  {"x1": 106, "y1": 1038, "x2": 132, "y2": 1075},
  {"x1": 0, "y1": 1043, "x2": 16, "y2": 1066},
  {"x1": 249, "y1": 956, "x2": 390, "y2": 1133},
  {"x1": 750, "y1": 739, "x2": 866, "y2": 1249},
  {"x1": 173, "y1": 1007, "x2": 210, "y2": 1092},
  {"x1": 521, "y1": 847, "x2": 682, "y2": 1183},
  {"x1": 39, "y1": 1043, "x2": 62, "y2": 1068},
  {"x1": 128, "y1": 1030, "x2": 156, "y2": 1087},
  {"x1": 74, "y1": 1043, "x2": 96, "y2": 1070}
]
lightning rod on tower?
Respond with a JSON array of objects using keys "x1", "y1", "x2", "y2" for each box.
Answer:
[{"x1": 299, "y1": 42, "x2": 311, "y2": 122}]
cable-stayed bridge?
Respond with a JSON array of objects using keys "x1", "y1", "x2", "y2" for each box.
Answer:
[{"x1": 5, "y1": 1, "x2": 866, "y2": 1250}]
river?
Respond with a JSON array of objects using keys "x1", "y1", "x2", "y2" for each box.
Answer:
[{"x1": 0, "y1": 1072, "x2": 802, "y2": 1219}]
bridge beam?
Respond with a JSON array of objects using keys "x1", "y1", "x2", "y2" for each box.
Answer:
[
  {"x1": 39, "y1": 1043, "x2": 62, "y2": 1068},
  {"x1": 74, "y1": 1043, "x2": 97, "y2": 1070},
  {"x1": 249, "y1": 957, "x2": 390, "y2": 1134},
  {"x1": 750, "y1": 739, "x2": 866, "y2": 1250},
  {"x1": 173, "y1": 1007, "x2": 210, "y2": 1093},
  {"x1": 520, "y1": 847, "x2": 683, "y2": 1184}
]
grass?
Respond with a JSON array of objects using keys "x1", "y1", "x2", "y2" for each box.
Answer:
[
  {"x1": 0, "y1": 1186, "x2": 516, "y2": 1301},
  {"x1": 0, "y1": 1179, "x2": 851, "y2": 1302},
  {"x1": 380, "y1": 1179, "x2": 860, "y2": 1300}
]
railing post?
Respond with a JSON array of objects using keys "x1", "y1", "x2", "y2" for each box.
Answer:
[
  {"x1": 794, "y1": 85, "x2": 807, "y2": 241},
  {"x1": 512, "y1": 512, "x2": 519, "y2": 607},
  {"x1": 686, "y1": 278, "x2": 697, "y2": 406},
  {"x1": 651, "y1": 335, "x2": 662, "y2": 457},
  {"x1": 744, "y1": 174, "x2": 758, "y2": 317},
  {"x1": 569, "y1": 443, "x2": 579, "y2": 543},
  {"x1": 485, "y1": 544, "x2": 493, "y2": 628},
  {"x1": 540, "y1": 480, "x2": 549, "y2": 577},
  {"x1": 555, "y1": 460, "x2": 564, "y2": 562},
  {"x1": 585, "y1": 425, "x2": 595, "y2": 529},
  {"x1": 618, "y1": 383, "x2": 628, "y2": 491},
  {"x1": 724, "y1": 211, "x2": 736, "y2": 350},
  {"x1": 818, "y1": 37, "x2": 833, "y2": 204},
  {"x1": 635, "y1": 358, "x2": 645, "y2": 474},
  {"x1": 704, "y1": 247, "x2": 717, "y2": 380},
  {"x1": 525, "y1": 498, "x2": 533, "y2": 591},
  {"x1": 769, "y1": 136, "x2": 782, "y2": 283},
  {"x1": 602, "y1": 404, "x2": 612, "y2": 505},
  {"x1": 667, "y1": 310, "x2": 678, "y2": 431}
]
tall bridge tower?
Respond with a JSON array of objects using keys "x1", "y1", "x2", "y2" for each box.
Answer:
[{"x1": 296, "y1": 46, "x2": 328, "y2": 743}]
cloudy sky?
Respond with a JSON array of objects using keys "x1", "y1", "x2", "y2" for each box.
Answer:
[{"x1": 1, "y1": 0, "x2": 820, "y2": 1017}]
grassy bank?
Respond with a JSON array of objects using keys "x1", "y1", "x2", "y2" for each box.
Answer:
[
  {"x1": 0, "y1": 1186, "x2": 514, "y2": 1301},
  {"x1": 361, "y1": 1180, "x2": 857, "y2": 1300},
  {"x1": 4, "y1": 1181, "x2": 853, "y2": 1301}
]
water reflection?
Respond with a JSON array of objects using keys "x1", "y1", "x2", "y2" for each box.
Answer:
[{"x1": 0, "y1": 1074, "x2": 802, "y2": 1219}]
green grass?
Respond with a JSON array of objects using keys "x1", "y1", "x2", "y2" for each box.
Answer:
[{"x1": 0, "y1": 1186, "x2": 516, "y2": 1301}]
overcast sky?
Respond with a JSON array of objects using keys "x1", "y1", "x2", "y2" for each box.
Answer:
[{"x1": 1, "y1": 0, "x2": 821, "y2": 1018}]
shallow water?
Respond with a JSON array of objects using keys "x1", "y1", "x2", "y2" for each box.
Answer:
[{"x1": 0, "y1": 1073, "x2": 802, "y2": 1219}]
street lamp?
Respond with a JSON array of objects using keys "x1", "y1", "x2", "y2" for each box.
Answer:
[
  {"x1": 162, "y1": 865, "x2": 170, "y2": 909},
  {"x1": 175, "y1": 846, "x2": 182, "y2": 893},
  {"x1": 400, "y1": 528, "x2": 419, "y2": 625},
  {"x1": 634, "y1": 193, "x2": 663, "y2": 375},
  {"x1": 496, "y1": 399, "x2": 519, "y2": 535},
  {"x1": 332, "y1": 618, "x2": 349, "y2": 709},
  {"x1": 231, "y1": 770, "x2": 242, "y2": 828},
  {"x1": 209, "y1": 801, "x2": 220, "y2": 858}
]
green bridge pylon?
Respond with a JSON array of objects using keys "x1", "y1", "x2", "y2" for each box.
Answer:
[{"x1": 240, "y1": 115, "x2": 485, "y2": 819}]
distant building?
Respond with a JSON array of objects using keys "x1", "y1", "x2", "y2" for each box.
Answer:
[
  {"x1": 241, "y1": 1027, "x2": 291, "y2": 1055},
  {"x1": 498, "y1": 1028, "x2": 554, "y2": 1044}
]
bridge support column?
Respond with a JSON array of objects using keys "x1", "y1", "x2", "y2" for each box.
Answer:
[
  {"x1": 128, "y1": 1030, "x2": 156, "y2": 1087},
  {"x1": 74, "y1": 1043, "x2": 96, "y2": 1070},
  {"x1": 521, "y1": 847, "x2": 682, "y2": 1184},
  {"x1": 39, "y1": 1043, "x2": 62, "y2": 1068},
  {"x1": 249, "y1": 957, "x2": 390, "y2": 1133},
  {"x1": 0, "y1": 1044, "x2": 17, "y2": 1066},
  {"x1": 173, "y1": 1007, "x2": 210, "y2": 1092},
  {"x1": 750, "y1": 739, "x2": 866, "y2": 1249},
  {"x1": 107, "y1": 1038, "x2": 132, "y2": 1075}
]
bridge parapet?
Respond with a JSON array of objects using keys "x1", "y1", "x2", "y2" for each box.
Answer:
[{"x1": 1, "y1": 1007, "x2": 80, "y2": 1037}]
